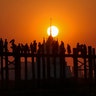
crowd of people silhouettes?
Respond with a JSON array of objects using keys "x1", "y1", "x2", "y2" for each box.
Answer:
[{"x1": 0, "y1": 38, "x2": 88, "y2": 56}]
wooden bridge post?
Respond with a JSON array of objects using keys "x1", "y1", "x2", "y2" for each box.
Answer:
[
  {"x1": 73, "y1": 48, "x2": 78, "y2": 79},
  {"x1": 83, "y1": 56, "x2": 87, "y2": 79},
  {"x1": 46, "y1": 44, "x2": 51, "y2": 80},
  {"x1": 4, "y1": 39, "x2": 9, "y2": 81},
  {"x1": 31, "y1": 53, "x2": 35, "y2": 88},
  {"x1": 53, "y1": 55, "x2": 56, "y2": 79},
  {"x1": 60, "y1": 55, "x2": 63, "y2": 79},
  {"x1": 37, "y1": 52, "x2": 41, "y2": 80},
  {"x1": 59, "y1": 54, "x2": 66, "y2": 79},
  {"x1": 15, "y1": 50, "x2": 21, "y2": 82},
  {"x1": 0, "y1": 52, "x2": 4, "y2": 81},
  {"x1": 42, "y1": 45, "x2": 45, "y2": 80},
  {"x1": 25, "y1": 56, "x2": 28, "y2": 80},
  {"x1": 62, "y1": 55, "x2": 66, "y2": 79},
  {"x1": 31, "y1": 53, "x2": 35, "y2": 80},
  {"x1": 59, "y1": 43, "x2": 66, "y2": 79},
  {"x1": 36, "y1": 49, "x2": 41, "y2": 88},
  {"x1": 47, "y1": 52, "x2": 50, "y2": 79},
  {"x1": 82, "y1": 45, "x2": 87, "y2": 79},
  {"x1": 15, "y1": 56, "x2": 21, "y2": 88},
  {"x1": 52, "y1": 44, "x2": 57, "y2": 79},
  {"x1": 92, "y1": 48, "x2": 96, "y2": 80},
  {"x1": 0, "y1": 39, "x2": 4, "y2": 81},
  {"x1": 42, "y1": 56, "x2": 45, "y2": 80},
  {"x1": 88, "y1": 46, "x2": 93, "y2": 80},
  {"x1": 0, "y1": 39, "x2": 4, "y2": 88}
]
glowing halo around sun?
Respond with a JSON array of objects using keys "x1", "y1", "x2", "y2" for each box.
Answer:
[{"x1": 47, "y1": 26, "x2": 59, "y2": 37}]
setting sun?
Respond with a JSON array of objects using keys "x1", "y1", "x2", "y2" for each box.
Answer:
[{"x1": 47, "y1": 26, "x2": 59, "y2": 37}]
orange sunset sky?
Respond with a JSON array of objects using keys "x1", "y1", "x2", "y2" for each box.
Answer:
[{"x1": 0, "y1": 0, "x2": 96, "y2": 47}]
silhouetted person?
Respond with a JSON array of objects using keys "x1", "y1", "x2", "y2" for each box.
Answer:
[
  {"x1": 10, "y1": 39, "x2": 15, "y2": 43},
  {"x1": 38, "y1": 42, "x2": 42, "y2": 53},
  {"x1": 81, "y1": 44, "x2": 87, "y2": 56},
  {"x1": 76, "y1": 43, "x2": 83, "y2": 54},
  {"x1": 76, "y1": 43, "x2": 79, "y2": 48},
  {"x1": 55, "y1": 40, "x2": 59, "y2": 54},
  {"x1": 33, "y1": 40, "x2": 37, "y2": 53},
  {"x1": 77, "y1": 43, "x2": 80, "y2": 52},
  {"x1": 41, "y1": 41, "x2": 45, "y2": 54},
  {"x1": 83, "y1": 44, "x2": 87, "y2": 54},
  {"x1": 24, "y1": 43, "x2": 29, "y2": 53},
  {"x1": 10, "y1": 39, "x2": 17, "y2": 53},
  {"x1": 59, "y1": 41, "x2": 66, "y2": 54},
  {"x1": 21, "y1": 44, "x2": 24, "y2": 53},
  {"x1": 30, "y1": 42, "x2": 33, "y2": 53},
  {"x1": 67, "y1": 44, "x2": 71, "y2": 54},
  {"x1": 17, "y1": 43, "x2": 21, "y2": 53}
]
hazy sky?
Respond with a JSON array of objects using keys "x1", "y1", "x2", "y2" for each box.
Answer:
[{"x1": 0, "y1": 0, "x2": 96, "y2": 47}]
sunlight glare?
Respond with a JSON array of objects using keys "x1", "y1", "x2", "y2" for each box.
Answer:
[{"x1": 47, "y1": 26, "x2": 59, "y2": 37}]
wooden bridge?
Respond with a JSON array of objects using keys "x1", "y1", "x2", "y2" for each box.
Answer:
[{"x1": 0, "y1": 38, "x2": 96, "y2": 89}]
